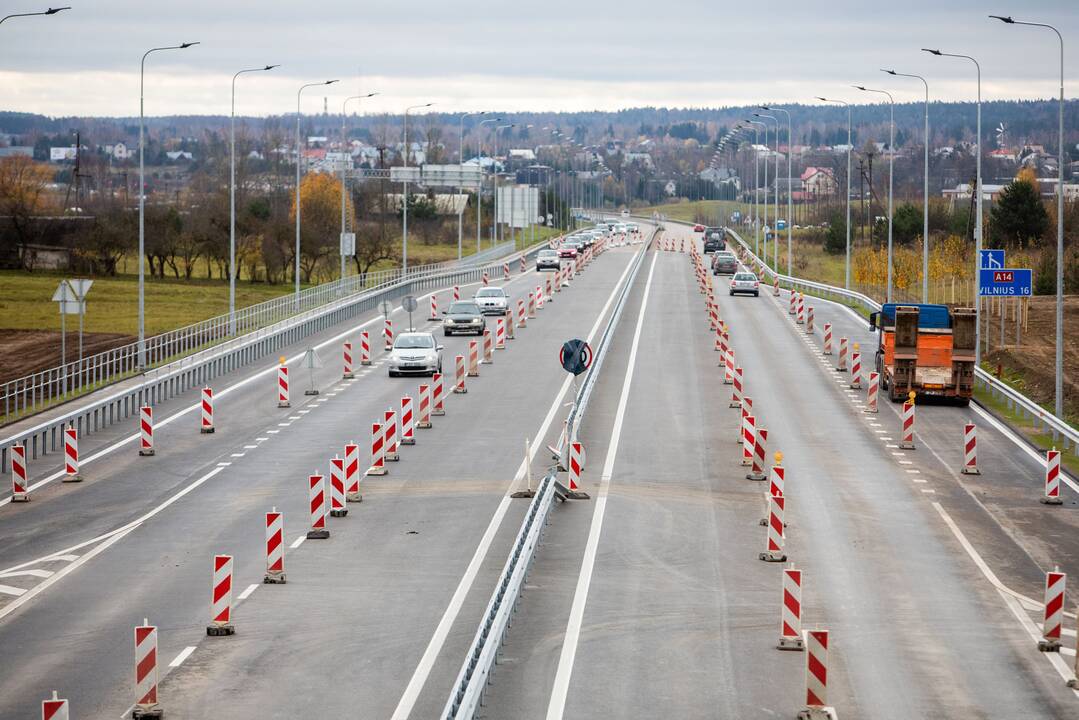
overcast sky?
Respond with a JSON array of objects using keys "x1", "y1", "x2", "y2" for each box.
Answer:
[{"x1": 2, "y1": 0, "x2": 1077, "y2": 118}]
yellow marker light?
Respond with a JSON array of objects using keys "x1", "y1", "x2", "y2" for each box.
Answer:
[
  {"x1": 774, "y1": 451, "x2": 784, "y2": 465},
  {"x1": 279, "y1": 356, "x2": 286, "y2": 365},
  {"x1": 908, "y1": 391, "x2": 917, "y2": 403},
  {"x1": 853, "y1": 342, "x2": 860, "y2": 351}
]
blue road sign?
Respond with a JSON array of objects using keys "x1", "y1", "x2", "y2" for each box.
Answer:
[
  {"x1": 979, "y1": 268, "x2": 1032, "y2": 297},
  {"x1": 980, "y1": 249, "x2": 1006, "y2": 270}
]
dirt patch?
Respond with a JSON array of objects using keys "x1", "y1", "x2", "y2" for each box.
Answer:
[{"x1": 0, "y1": 329, "x2": 134, "y2": 385}]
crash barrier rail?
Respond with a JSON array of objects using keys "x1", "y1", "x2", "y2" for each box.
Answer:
[
  {"x1": 441, "y1": 225, "x2": 658, "y2": 720},
  {"x1": 715, "y1": 224, "x2": 1079, "y2": 455},
  {"x1": 1, "y1": 241, "x2": 531, "y2": 425},
  {"x1": 0, "y1": 238, "x2": 556, "y2": 473}
]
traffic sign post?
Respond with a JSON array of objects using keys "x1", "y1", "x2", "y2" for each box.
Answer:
[
  {"x1": 978, "y1": 249, "x2": 1031, "y2": 297},
  {"x1": 402, "y1": 295, "x2": 417, "y2": 331},
  {"x1": 302, "y1": 348, "x2": 322, "y2": 395},
  {"x1": 559, "y1": 339, "x2": 593, "y2": 376}
]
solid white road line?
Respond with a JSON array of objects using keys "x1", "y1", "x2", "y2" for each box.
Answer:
[
  {"x1": 0, "y1": 584, "x2": 27, "y2": 597},
  {"x1": 168, "y1": 646, "x2": 197, "y2": 668},
  {"x1": 289, "y1": 535, "x2": 306, "y2": 550},
  {"x1": 237, "y1": 583, "x2": 259, "y2": 602},
  {"x1": 546, "y1": 253, "x2": 658, "y2": 720}
]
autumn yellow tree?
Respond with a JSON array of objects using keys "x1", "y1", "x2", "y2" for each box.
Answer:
[
  {"x1": 0, "y1": 156, "x2": 57, "y2": 267},
  {"x1": 289, "y1": 172, "x2": 354, "y2": 283}
]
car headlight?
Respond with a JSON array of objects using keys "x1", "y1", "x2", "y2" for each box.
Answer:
[{"x1": 445, "y1": 318, "x2": 455, "y2": 325}]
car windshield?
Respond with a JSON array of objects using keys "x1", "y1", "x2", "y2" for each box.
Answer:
[
  {"x1": 476, "y1": 288, "x2": 504, "y2": 298},
  {"x1": 735, "y1": 273, "x2": 756, "y2": 281},
  {"x1": 394, "y1": 334, "x2": 435, "y2": 349},
  {"x1": 717, "y1": 253, "x2": 736, "y2": 260},
  {"x1": 539, "y1": 250, "x2": 557, "y2": 257},
  {"x1": 449, "y1": 302, "x2": 480, "y2": 314}
]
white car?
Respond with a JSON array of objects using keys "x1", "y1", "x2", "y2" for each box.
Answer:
[
  {"x1": 387, "y1": 332, "x2": 443, "y2": 377},
  {"x1": 474, "y1": 286, "x2": 509, "y2": 315},
  {"x1": 729, "y1": 272, "x2": 760, "y2": 297}
]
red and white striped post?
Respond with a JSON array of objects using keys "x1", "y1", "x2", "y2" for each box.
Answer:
[
  {"x1": 730, "y1": 366, "x2": 743, "y2": 408},
  {"x1": 849, "y1": 348, "x2": 862, "y2": 389},
  {"x1": 806, "y1": 306, "x2": 814, "y2": 334},
  {"x1": 306, "y1": 472, "x2": 330, "y2": 538},
  {"x1": 468, "y1": 339, "x2": 480, "y2": 377},
  {"x1": 482, "y1": 270, "x2": 489, "y2": 286},
  {"x1": 797, "y1": 294, "x2": 805, "y2": 324},
  {"x1": 747, "y1": 427, "x2": 768, "y2": 481},
  {"x1": 343, "y1": 342, "x2": 355, "y2": 379},
  {"x1": 714, "y1": 327, "x2": 723, "y2": 353},
  {"x1": 961, "y1": 423, "x2": 980, "y2": 475},
  {"x1": 366, "y1": 422, "x2": 387, "y2": 476},
  {"x1": 264, "y1": 508, "x2": 286, "y2": 583},
  {"x1": 769, "y1": 455, "x2": 786, "y2": 498},
  {"x1": 345, "y1": 443, "x2": 362, "y2": 502},
  {"x1": 546, "y1": 276, "x2": 553, "y2": 302},
  {"x1": 865, "y1": 373, "x2": 879, "y2": 413},
  {"x1": 789, "y1": 290, "x2": 797, "y2": 315},
  {"x1": 1042, "y1": 448, "x2": 1063, "y2": 505},
  {"x1": 454, "y1": 355, "x2": 467, "y2": 393},
  {"x1": 837, "y1": 337, "x2": 848, "y2": 371},
  {"x1": 329, "y1": 455, "x2": 348, "y2": 517},
  {"x1": 822, "y1": 323, "x2": 832, "y2": 355},
  {"x1": 724, "y1": 348, "x2": 736, "y2": 385},
  {"x1": 799, "y1": 629, "x2": 833, "y2": 717},
  {"x1": 206, "y1": 554, "x2": 235, "y2": 636},
  {"x1": 778, "y1": 565, "x2": 805, "y2": 650},
  {"x1": 453, "y1": 285, "x2": 460, "y2": 302},
  {"x1": 742, "y1": 413, "x2": 756, "y2": 467},
  {"x1": 384, "y1": 318, "x2": 394, "y2": 351},
  {"x1": 139, "y1": 406, "x2": 155, "y2": 456},
  {"x1": 568, "y1": 441, "x2": 586, "y2": 494},
  {"x1": 773, "y1": 276, "x2": 780, "y2": 296},
  {"x1": 495, "y1": 317, "x2": 506, "y2": 349},
  {"x1": 200, "y1": 386, "x2": 214, "y2": 433},
  {"x1": 63, "y1": 427, "x2": 81, "y2": 483},
  {"x1": 383, "y1": 409, "x2": 399, "y2": 461},
  {"x1": 739, "y1": 396, "x2": 753, "y2": 444},
  {"x1": 482, "y1": 328, "x2": 493, "y2": 363},
  {"x1": 417, "y1": 384, "x2": 433, "y2": 429},
  {"x1": 900, "y1": 395, "x2": 916, "y2": 449},
  {"x1": 432, "y1": 373, "x2": 446, "y2": 415},
  {"x1": 517, "y1": 299, "x2": 526, "y2": 328},
  {"x1": 759, "y1": 492, "x2": 786, "y2": 561},
  {"x1": 10, "y1": 442, "x2": 28, "y2": 502},
  {"x1": 520, "y1": 256, "x2": 526, "y2": 274},
  {"x1": 400, "y1": 396, "x2": 415, "y2": 445},
  {"x1": 718, "y1": 326, "x2": 728, "y2": 358},
  {"x1": 133, "y1": 619, "x2": 160, "y2": 717},
  {"x1": 527, "y1": 291, "x2": 536, "y2": 318},
  {"x1": 360, "y1": 330, "x2": 371, "y2": 365},
  {"x1": 277, "y1": 365, "x2": 291, "y2": 407},
  {"x1": 41, "y1": 691, "x2": 69, "y2": 720},
  {"x1": 1039, "y1": 569, "x2": 1066, "y2": 651},
  {"x1": 503, "y1": 262, "x2": 510, "y2": 281},
  {"x1": 429, "y1": 294, "x2": 438, "y2": 321}
]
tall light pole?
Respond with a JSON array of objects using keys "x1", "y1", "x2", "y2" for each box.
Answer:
[
  {"x1": 230, "y1": 64, "x2": 278, "y2": 336},
  {"x1": 817, "y1": 97, "x2": 852, "y2": 289},
  {"x1": 341, "y1": 92, "x2": 378, "y2": 280},
  {"x1": 494, "y1": 123, "x2": 514, "y2": 245},
  {"x1": 990, "y1": 15, "x2": 1066, "y2": 416},
  {"x1": 138, "y1": 41, "x2": 198, "y2": 369},
  {"x1": 402, "y1": 102, "x2": 433, "y2": 272},
  {"x1": 762, "y1": 106, "x2": 793, "y2": 276},
  {"x1": 476, "y1": 117, "x2": 500, "y2": 254},
  {"x1": 883, "y1": 69, "x2": 930, "y2": 302},
  {"x1": 0, "y1": 5, "x2": 69, "y2": 24},
  {"x1": 924, "y1": 48, "x2": 982, "y2": 366},
  {"x1": 755, "y1": 113, "x2": 781, "y2": 270},
  {"x1": 457, "y1": 111, "x2": 486, "y2": 260},
  {"x1": 855, "y1": 85, "x2": 895, "y2": 302},
  {"x1": 295, "y1": 79, "x2": 338, "y2": 306},
  {"x1": 747, "y1": 119, "x2": 769, "y2": 265}
]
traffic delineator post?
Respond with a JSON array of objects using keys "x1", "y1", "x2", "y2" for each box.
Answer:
[
  {"x1": 417, "y1": 385, "x2": 433, "y2": 429},
  {"x1": 343, "y1": 342, "x2": 355, "y2": 379},
  {"x1": 200, "y1": 386, "x2": 214, "y2": 433},
  {"x1": 482, "y1": 328, "x2": 493, "y2": 363},
  {"x1": 797, "y1": 294, "x2": 805, "y2": 324},
  {"x1": 565, "y1": 441, "x2": 590, "y2": 499},
  {"x1": 715, "y1": 327, "x2": 723, "y2": 353},
  {"x1": 400, "y1": 395, "x2": 415, "y2": 445},
  {"x1": 823, "y1": 323, "x2": 832, "y2": 355},
  {"x1": 453, "y1": 285, "x2": 460, "y2": 302},
  {"x1": 432, "y1": 373, "x2": 446, "y2": 415},
  {"x1": 797, "y1": 629, "x2": 837, "y2": 719},
  {"x1": 482, "y1": 270, "x2": 489, "y2": 286},
  {"x1": 730, "y1": 366, "x2": 743, "y2": 408},
  {"x1": 1039, "y1": 569, "x2": 1066, "y2": 651},
  {"x1": 139, "y1": 406, "x2": 155, "y2": 456},
  {"x1": 1042, "y1": 448, "x2": 1063, "y2": 505},
  {"x1": 739, "y1": 397, "x2": 753, "y2": 444},
  {"x1": 527, "y1": 291, "x2": 536, "y2": 318},
  {"x1": 865, "y1": 373, "x2": 879, "y2": 413},
  {"x1": 454, "y1": 355, "x2": 467, "y2": 393},
  {"x1": 10, "y1": 442, "x2": 28, "y2": 501},
  {"x1": 366, "y1": 422, "x2": 387, "y2": 476},
  {"x1": 468, "y1": 339, "x2": 480, "y2": 377},
  {"x1": 536, "y1": 284, "x2": 545, "y2": 309},
  {"x1": 961, "y1": 424, "x2": 980, "y2": 475},
  {"x1": 759, "y1": 492, "x2": 786, "y2": 561},
  {"x1": 506, "y1": 308, "x2": 516, "y2": 339},
  {"x1": 789, "y1": 290, "x2": 797, "y2": 316},
  {"x1": 769, "y1": 453, "x2": 785, "y2": 498},
  {"x1": 496, "y1": 318, "x2": 506, "y2": 349},
  {"x1": 718, "y1": 327, "x2": 728, "y2": 361},
  {"x1": 747, "y1": 427, "x2": 768, "y2": 481},
  {"x1": 900, "y1": 393, "x2": 916, "y2": 449},
  {"x1": 63, "y1": 427, "x2": 81, "y2": 483},
  {"x1": 264, "y1": 508, "x2": 286, "y2": 583},
  {"x1": 725, "y1": 347, "x2": 736, "y2": 385},
  {"x1": 384, "y1": 409, "x2": 399, "y2": 461},
  {"x1": 806, "y1": 306, "x2": 814, "y2": 334},
  {"x1": 41, "y1": 690, "x2": 69, "y2": 720},
  {"x1": 503, "y1": 262, "x2": 510, "y2": 281},
  {"x1": 360, "y1": 330, "x2": 371, "y2": 365},
  {"x1": 207, "y1": 554, "x2": 235, "y2": 636},
  {"x1": 773, "y1": 276, "x2": 780, "y2": 296},
  {"x1": 307, "y1": 472, "x2": 330, "y2": 538},
  {"x1": 520, "y1": 256, "x2": 527, "y2": 274},
  {"x1": 329, "y1": 455, "x2": 348, "y2": 517},
  {"x1": 277, "y1": 364, "x2": 291, "y2": 407},
  {"x1": 517, "y1": 299, "x2": 526, "y2": 328},
  {"x1": 133, "y1": 619, "x2": 161, "y2": 719},
  {"x1": 344, "y1": 443, "x2": 362, "y2": 502},
  {"x1": 778, "y1": 564, "x2": 805, "y2": 651},
  {"x1": 384, "y1": 318, "x2": 394, "y2": 351},
  {"x1": 849, "y1": 347, "x2": 862, "y2": 389},
  {"x1": 837, "y1": 337, "x2": 848, "y2": 371},
  {"x1": 742, "y1": 413, "x2": 756, "y2": 466},
  {"x1": 429, "y1": 294, "x2": 438, "y2": 321},
  {"x1": 546, "y1": 276, "x2": 553, "y2": 302}
]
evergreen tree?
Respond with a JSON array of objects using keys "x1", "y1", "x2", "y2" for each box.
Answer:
[{"x1": 990, "y1": 172, "x2": 1049, "y2": 248}]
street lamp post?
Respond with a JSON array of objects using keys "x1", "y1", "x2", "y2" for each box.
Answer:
[
  {"x1": 139, "y1": 42, "x2": 198, "y2": 369},
  {"x1": 0, "y1": 5, "x2": 69, "y2": 24},
  {"x1": 883, "y1": 69, "x2": 930, "y2": 302},
  {"x1": 855, "y1": 85, "x2": 895, "y2": 303},
  {"x1": 340, "y1": 92, "x2": 378, "y2": 280},
  {"x1": 755, "y1": 113, "x2": 781, "y2": 270},
  {"x1": 924, "y1": 48, "x2": 982, "y2": 366},
  {"x1": 747, "y1": 120, "x2": 769, "y2": 265},
  {"x1": 457, "y1": 111, "x2": 486, "y2": 260},
  {"x1": 762, "y1": 106, "x2": 793, "y2": 276},
  {"x1": 230, "y1": 65, "x2": 278, "y2": 336},
  {"x1": 295, "y1": 80, "x2": 338, "y2": 306},
  {"x1": 402, "y1": 102, "x2": 434, "y2": 272},
  {"x1": 817, "y1": 97, "x2": 852, "y2": 290},
  {"x1": 475, "y1": 118, "x2": 501, "y2": 255},
  {"x1": 494, "y1": 123, "x2": 514, "y2": 246},
  {"x1": 990, "y1": 15, "x2": 1066, "y2": 416}
]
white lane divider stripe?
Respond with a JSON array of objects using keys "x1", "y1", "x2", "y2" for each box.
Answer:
[
  {"x1": 237, "y1": 583, "x2": 259, "y2": 601},
  {"x1": 168, "y1": 645, "x2": 197, "y2": 668},
  {"x1": 0, "y1": 584, "x2": 27, "y2": 597},
  {"x1": 0, "y1": 569, "x2": 53, "y2": 579},
  {"x1": 289, "y1": 535, "x2": 306, "y2": 550},
  {"x1": 546, "y1": 253, "x2": 659, "y2": 720}
]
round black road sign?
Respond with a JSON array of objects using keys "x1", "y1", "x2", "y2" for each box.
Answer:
[{"x1": 560, "y1": 339, "x2": 593, "y2": 376}]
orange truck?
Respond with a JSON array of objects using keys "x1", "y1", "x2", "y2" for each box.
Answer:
[{"x1": 868, "y1": 303, "x2": 976, "y2": 404}]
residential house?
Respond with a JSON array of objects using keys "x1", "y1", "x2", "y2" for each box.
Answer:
[
  {"x1": 165, "y1": 150, "x2": 193, "y2": 162},
  {"x1": 801, "y1": 167, "x2": 837, "y2": 197}
]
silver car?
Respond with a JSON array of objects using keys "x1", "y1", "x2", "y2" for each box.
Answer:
[
  {"x1": 536, "y1": 249, "x2": 561, "y2": 271},
  {"x1": 387, "y1": 332, "x2": 443, "y2": 377},
  {"x1": 474, "y1": 286, "x2": 509, "y2": 315},
  {"x1": 729, "y1": 271, "x2": 760, "y2": 297}
]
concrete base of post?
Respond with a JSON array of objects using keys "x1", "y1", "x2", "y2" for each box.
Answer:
[
  {"x1": 306, "y1": 528, "x2": 330, "y2": 540},
  {"x1": 899, "y1": 440, "x2": 915, "y2": 450},
  {"x1": 278, "y1": 400, "x2": 291, "y2": 408},
  {"x1": 200, "y1": 426, "x2": 215, "y2": 434},
  {"x1": 1040, "y1": 496, "x2": 1064, "y2": 506},
  {"x1": 207, "y1": 623, "x2": 235, "y2": 637},
  {"x1": 132, "y1": 706, "x2": 164, "y2": 719},
  {"x1": 961, "y1": 466, "x2": 981, "y2": 475},
  {"x1": 343, "y1": 371, "x2": 355, "y2": 379},
  {"x1": 139, "y1": 448, "x2": 155, "y2": 457},
  {"x1": 759, "y1": 550, "x2": 787, "y2": 562},
  {"x1": 432, "y1": 408, "x2": 445, "y2": 417},
  {"x1": 729, "y1": 399, "x2": 741, "y2": 408},
  {"x1": 263, "y1": 571, "x2": 287, "y2": 584},
  {"x1": 62, "y1": 473, "x2": 82, "y2": 483},
  {"x1": 510, "y1": 489, "x2": 536, "y2": 499},
  {"x1": 386, "y1": 450, "x2": 399, "y2": 462},
  {"x1": 418, "y1": 420, "x2": 432, "y2": 429},
  {"x1": 453, "y1": 386, "x2": 467, "y2": 394},
  {"x1": 1038, "y1": 638, "x2": 1062, "y2": 652},
  {"x1": 330, "y1": 508, "x2": 348, "y2": 518},
  {"x1": 777, "y1": 635, "x2": 805, "y2": 651},
  {"x1": 346, "y1": 491, "x2": 363, "y2": 503},
  {"x1": 401, "y1": 437, "x2": 415, "y2": 446},
  {"x1": 11, "y1": 493, "x2": 29, "y2": 502},
  {"x1": 797, "y1": 707, "x2": 838, "y2": 720},
  {"x1": 304, "y1": 389, "x2": 319, "y2": 396},
  {"x1": 361, "y1": 359, "x2": 371, "y2": 366},
  {"x1": 746, "y1": 470, "x2": 766, "y2": 481},
  {"x1": 366, "y1": 466, "x2": 387, "y2": 477}
]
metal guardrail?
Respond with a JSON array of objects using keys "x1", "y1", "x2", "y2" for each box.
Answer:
[
  {"x1": 0, "y1": 239, "x2": 556, "y2": 473},
  {"x1": 441, "y1": 226, "x2": 658, "y2": 720},
  {"x1": 717, "y1": 224, "x2": 1079, "y2": 454}
]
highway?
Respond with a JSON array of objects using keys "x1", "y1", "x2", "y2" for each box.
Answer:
[{"x1": 1, "y1": 221, "x2": 1077, "y2": 719}]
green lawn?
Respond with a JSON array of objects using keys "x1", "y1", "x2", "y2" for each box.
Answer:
[{"x1": 638, "y1": 200, "x2": 747, "y2": 226}]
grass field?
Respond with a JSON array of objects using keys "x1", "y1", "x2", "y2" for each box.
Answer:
[{"x1": 638, "y1": 199, "x2": 747, "y2": 226}]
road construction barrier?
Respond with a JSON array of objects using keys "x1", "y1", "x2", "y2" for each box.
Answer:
[
  {"x1": 773, "y1": 276, "x2": 780, "y2": 296},
  {"x1": 866, "y1": 373, "x2": 879, "y2": 413},
  {"x1": 520, "y1": 256, "x2": 526, "y2": 274},
  {"x1": 900, "y1": 399, "x2": 916, "y2": 449},
  {"x1": 535, "y1": 285, "x2": 545, "y2": 309},
  {"x1": 344, "y1": 443, "x2": 362, "y2": 502},
  {"x1": 719, "y1": 327, "x2": 728, "y2": 358},
  {"x1": 715, "y1": 328, "x2": 723, "y2": 353},
  {"x1": 329, "y1": 455, "x2": 348, "y2": 517},
  {"x1": 837, "y1": 338, "x2": 848, "y2": 371},
  {"x1": 207, "y1": 554, "x2": 235, "y2": 636},
  {"x1": 798, "y1": 629, "x2": 835, "y2": 719},
  {"x1": 779, "y1": 565, "x2": 805, "y2": 650},
  {"x1": 1039, "y1": 569, "x2": 1066, "y2": 651},
  {"x1": 823, "y1": 323, "x2": 832, "y2": 355},
  {"x1": 961, "y1": 424, "x2": 980, "y2": 475},
  {"x1": 453, "y1": 285, "x2": 460, "y2": 302},
  {"x1": 11, "y1": 442, "x2": 28, "y2": 501},
  {"x1": 384, "y1": 409, "x2": 399, "y2": 461},
  {"x1": 806, "y1": 306, "x2": 814, "y2": 333},
  {"x1": 307, "y1": 473, "x2": 330, "y2": 538},
  {"x1": 430, "y1": 294, "x2": 438, "y2": 321},
  {"x1": 482, "y1": 270, "x2": 489, "y2": 286},
  {"x1": 139, "y1": 406, "x2": 154, "y2": 456},
  {"x1": 759, "y1": 492, "x2": 786, "y2": 561},
  {"x1": 740, "y1": 397, "x2": 753, "y2": 443},
  {"x1": 401, "y1": 396, "x2": 415, "y2": 445},
  {"x1": 568, "y1": 441, "x2": 584, "y2": 493},
  {"x1": 63, "y1": 427, "x2": 81, "y2": 482},
  {"x1": 797, "y1": 294, "x2": 805, "y2": 324},
  {"x1": 418, "y1": 384, "x2": 432, "y2": 429},
  {"x1": 742, "y1": 414, "x2": 755, "y2": 466},
  {"x1": 277, "y1": 365, "x2": 291, "y2": 407},
  {"x1": 264, "y1": 509, "x2": 286, "y2": 583},
  {"x1": 730, "y1": 366, "x2": 743, "y2": 408},
  {"x1": 384, "y1": 318, "x2": 394, "y2": 351},
  {"x1": 343, "y1": 342, "x2": 354, "y2": 379},
  {"x1": 748, "y1": 427, "x2": 768, "y2": 481},
  {"x1": 41, "y1": 691, "x2": 69, "y2": 720},
  {"x1": 545, "y1": 276, "x2": 553, "y2": 301},
  {"x1": 199, "y1": 386, "x2": 215, "y2": 433},
  {"x1": 496, "y1": 318, "x2": 506, "y2": 349},
  {"x1": 528, "y1": 291, "x2": 536, "y2": 318},
  {"x1": 367, "y1": 421, "x2": 386, "y2": 476},
  {"x1": 482, "y1": 328, "x2": 493, "y2": 363},
  {"x1": 1042, "y1": 449, "x2": 1063, "y2": 505},
  {"x1": 454, "y1": 355, "x2": 467, "y2": 394},
  {"x1": 769, "y1": 456, "x2": 785, "y2": 498},
  {"x1": 503, "y1": 262, "x2": 510, "y2": 281},
  {"x1": 709, "y1": 302, "x2": 719, "y2": 331},
  {"x1": 360, "y1": 331, "x2": 371, "y2": 365},
  {"x1": 517, "y1": 299, "x2": 527, "y2": 328},
  {"x1": 432, "y1": 373, "x2": 446, "y2": 415},
  {"x1": 849, "y1": 350, "x2": 861, "y2": 389},
  {"x1": 468, "y1": 340, "x2": 480, "y2": 377},
  {"x1": 725, "y1": 348, "x2": 736, "y2": 385},
  {"x1": 133, "y1": 620, "x2": 160, "y2": 719},
  {"x1": 789, "y1": 291, "x2": 797, "y2": 315},
  {"x1": 555, "y1": 267, "x2": 564, "y2": 291}
]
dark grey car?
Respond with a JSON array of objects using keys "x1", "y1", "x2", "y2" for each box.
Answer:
[
  {"x1": 442, "y1": 301, "x2": 486, "y2": 336},
  {"x1": 711, "y1": 251, "x2": 738, "y2": 275}
]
